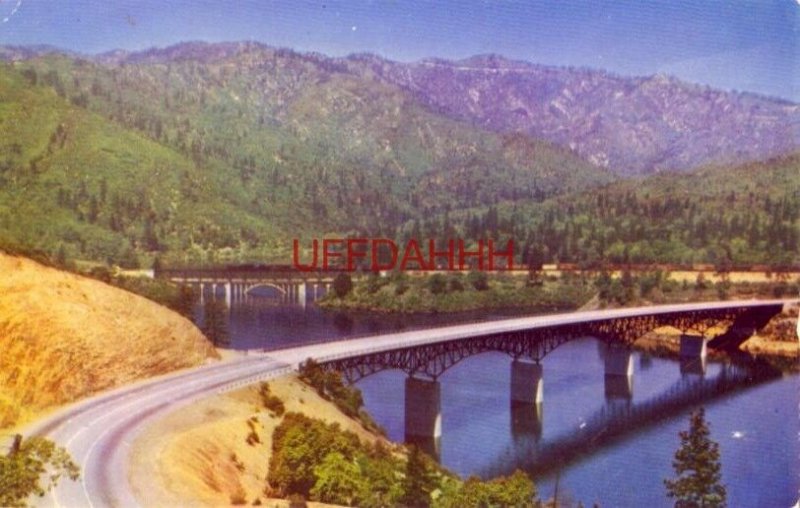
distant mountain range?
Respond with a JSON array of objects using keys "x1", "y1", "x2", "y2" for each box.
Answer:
[
  {"x1": 345, "y1": 52, "x2": 799, "y2": 175},
  {"x1": 0, "y1": 41, "x2": 797, "y2": 266},
  {"x1": 3, "y1": 41, "x2": 797, "y2": 175}
]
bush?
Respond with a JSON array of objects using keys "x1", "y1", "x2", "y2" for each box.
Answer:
[
  {"x1": 447, "y1": 275, "x2": 464, "y2": 292},
  {"x1": 427, "y1": 273, "x2": 447, "y2": 295},
  {"x1": 364, "y1": 272, "x2": 387, "y2": 294},
  {"x1": 466, "y1": 271, "x2": 489, "y2": 291},
  {"x1": 259, "y1": 382, "x2": 285, "y2": 416},
  {"x1": 332, "y1": 273, "x2": 353, "y2": 298}
]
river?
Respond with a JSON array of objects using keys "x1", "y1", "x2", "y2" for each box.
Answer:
[{"x1": 203, "y1": 290, "x2": 800, "y2": 507}]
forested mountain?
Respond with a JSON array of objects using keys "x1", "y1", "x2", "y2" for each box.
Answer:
[
  {"x1": 344, "y1": 53, "x2": 799, "y2": 175},
  {"x1": 0, "y1": 43, "x2": 611, "y2": 265},
  {"x1": 0, "y1": 41, "x2": 797, "y2": 268},
  {"x1": 406, "y1": 154, "x2": 800, "y2": 268}
]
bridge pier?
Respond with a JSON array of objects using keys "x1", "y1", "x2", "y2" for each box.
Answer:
[
  {"x1": 405, "y1": 377, "x2": 442, "y2": 460},
  {"x1": 604, "y1": 346, "x2": 634, "y2": 400},
  {"x1": 224, "y1": 283, "x2": 232, "y2": 307},
  {"x1": 680, "y1": 334, "x2": 707, "y2": 376},
  {"x1": 510, "y1": 360, "x2": 543, "y2": 405},
  {"x1": 680, "y1": 334, "x2": 707, "y2": 358},
  {"x1": 510, "y1": 360, "x2": 544, "y2": 441},
  {"x1": 298, "y1": 282, "x2": 307, "y2": 308}
]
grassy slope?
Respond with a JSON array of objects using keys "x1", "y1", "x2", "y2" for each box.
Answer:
[
  {"x1": 128, "y1": 375, "x2": 386, "y2": 506},
  {"x1": 0, "y1": 252, "x2": 218, "y2": 429}
]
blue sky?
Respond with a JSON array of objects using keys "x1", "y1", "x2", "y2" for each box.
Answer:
[{"x1": 0, "y1": 0, "x2": 797, "y2": 101}]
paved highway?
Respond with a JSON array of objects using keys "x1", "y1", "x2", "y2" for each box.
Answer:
[{"x1": 20, "y1": 299, "x2": 795, "y2": 507}]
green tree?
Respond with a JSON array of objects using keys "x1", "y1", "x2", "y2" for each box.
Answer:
[
  {"x1": 202, "y1": 299, "x2": 230, "y2": 347},
  {"x1": 310, "y1": 452, "x2": 366, "y2": 506},
  {"x1": 401, "y1": 446, "x2": 438, "y2": 507},
  {"x1": 0, "y1": 436, "x2": 80, "y2": 508},
  {"x1": 55, "y1": 244, "x2": 68, "y2": 267},
  {"x1": 364, "y1": 272, "x2": 386, "y2": 294},
  {"x1": 427, "y1": 273, "x2": 448, "y2": 295},
  {"x1": 358, "y1": 447, "x2": 405, "y2": 507},
  {"x1": 435, "y1": 470, "x2": 537, "y2": 508},
  {"x1": 174, "y1": 284, "x2": 197, "y2": 318},
  {"x1": 118, "y1": 245, "x2": 140, "y2": 269},
  {"x1": 332, "y1": 273, "x2": 353, "y2": 298},
  {"x1": 664, "y1": 408, "x2": 726, "y2": 507},
  {"x1": 268, "y1": 413, "x2": 361, "y2": 498},
  {"x1": 466, "y1": 270, "x2": 489, "y2": 291}
]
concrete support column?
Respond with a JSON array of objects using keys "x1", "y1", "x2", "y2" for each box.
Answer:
[
  {"x1": 405, "y1": 377, "x2": 442, "y2": 460},
  {"x1": 680, "y1": 334, "x2": 707, "y2": 376},
  {"x1": 510, "y1": 360, "x2": 543, "y2": 405},
  {"x1": 679, "y1": 334, "x2": 707, "y2": 359},
  {"x1": 298, "y1": 282, "x2": 307, "y2": 308},
  {"x1": 604, "y1": 347, "x2": 634, "y2": 400},
  {"x1": 510, "y1": 360, "x2": 544, "y2": 441},
  {"x1": 224, "y1": 283, "x2": 232, "y2": 307},
  {"x1": 511, "y1": 401, "x2": 544, "y2": 442},
  {"x1": 198, "y1": 283, "x2": 204, "y2": 305}
]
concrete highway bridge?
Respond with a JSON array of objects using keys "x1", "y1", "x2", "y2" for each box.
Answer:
[
  {"x1": 15, "y1": 299, "x2": 794, "y2": 507},
  {"x1": 312, "y1": 299, "x2": 788, "y2": 458}
]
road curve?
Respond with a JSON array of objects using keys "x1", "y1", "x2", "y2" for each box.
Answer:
[{"x1": 21, "y1": 298, "x2": 795, "y2": 507}]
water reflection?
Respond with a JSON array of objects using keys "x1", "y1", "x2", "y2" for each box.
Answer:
[
  {"x1": 199, "y1": 291, "x2": 556, "y2": 351},
  {"x1": 486, "y1": 358, "x2": 779, "y2": 478}
]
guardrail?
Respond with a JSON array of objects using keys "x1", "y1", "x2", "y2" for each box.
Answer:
[{"x1": 215, "y1": 365, "x2": 295, "y2": 394}]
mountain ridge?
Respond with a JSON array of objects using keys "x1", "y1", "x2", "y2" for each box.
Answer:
[
  {"x1": 0, "y1": 41, "x2": 797, "y2": 267},
  {"x1": 5, "y1": 40, "x2": 795, "y2": 175}
]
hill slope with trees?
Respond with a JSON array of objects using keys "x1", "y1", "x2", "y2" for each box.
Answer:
[{"x1": 0, "y1": 42, "x2": 797, "y2": 268}]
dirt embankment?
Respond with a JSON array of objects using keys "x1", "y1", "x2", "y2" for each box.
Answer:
[
  {"x1": 0, "y1": 253, "x2": 219, "y2": 429},
  {"x1": 634, "y1": 302, "x2": 799, "y2": 367},
  {"x1": 129, "y1": 374, "x2": 390, "y2": 507},
  {"x1": 739, "y1": 302, "x2": 799, "y2": 362}
]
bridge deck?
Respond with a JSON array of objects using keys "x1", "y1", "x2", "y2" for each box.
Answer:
[{"x1": 266, "y1": 299, "x2": 794, "y2": 369}]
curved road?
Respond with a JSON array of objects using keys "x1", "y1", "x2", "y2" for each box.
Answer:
[{"x1": 20, "y1": 299, "x2": 795, "y2": 507}]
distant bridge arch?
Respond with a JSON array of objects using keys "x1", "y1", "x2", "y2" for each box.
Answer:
[
  {"x1": 243, "y1": 283, "x2": 289, "y2": 296},
  {"x1": 155, "y1": 265, "x2": 337, "y2": 306}
]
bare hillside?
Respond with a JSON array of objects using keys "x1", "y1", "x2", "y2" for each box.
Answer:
[{"x1": 0, "y1": 253, "x2": 218, "y2": 428}]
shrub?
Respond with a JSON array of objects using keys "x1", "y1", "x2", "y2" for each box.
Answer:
[
  {"x1": 427, "y1": 273, "x2": 447, "y2": 295},
  {"x1": 466, "y1": 270, "x2": 489, "y2": 291},
  {"x1": 259, "y1": 382, "x2": 286, "y2": 416},
  {"x1": 332, "y1": 273, "x2": 353, "y2": 298}
]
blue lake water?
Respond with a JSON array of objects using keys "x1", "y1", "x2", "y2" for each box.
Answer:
[{"x1": 209, "y1": 292, "x2": 800, "y2": 507}]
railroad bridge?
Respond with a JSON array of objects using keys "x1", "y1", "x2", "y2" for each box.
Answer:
[{"x1": 156, "y1": 265, "x2": 338, "y2": 306}]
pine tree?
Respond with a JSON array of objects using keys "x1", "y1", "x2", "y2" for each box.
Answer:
[
  {"x1": 202, "y1": 299, "x2": 230, "y2": 347},
  {"x1": 401, "y1": 446, "x2": 437, "y2": 507},
  {"x1": 664, "y1": 408, "x2": 726, "y2": 507}
]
